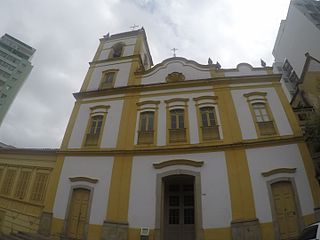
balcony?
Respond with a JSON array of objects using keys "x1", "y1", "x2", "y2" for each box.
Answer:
[
  {"x1": 201, "y1": 125, "x2": 220, "y2": 141},
  {"x1": 257, "y1": 121, "x2": 276, "y2": 136},
  {"x1": 169, "y1": 128, "x2": 187, "y2": 143},
  {"x1": 138, "y1": 131, "x2": 154, "y2": 144}
]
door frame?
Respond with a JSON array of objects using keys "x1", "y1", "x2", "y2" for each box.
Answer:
[
  {"x1": 154, "y1": 170, "x2": 203, "y2": 240},
  {"x1": 63, "y1": 185, "x2": 94, "y2": 240},
  {"x1": 267, "y1": 177, "x2": 304, "y2": 239}
]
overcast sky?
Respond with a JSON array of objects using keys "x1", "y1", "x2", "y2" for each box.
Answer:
[{"x1": 0, "y1": 0, "x2": 291, "y2": 148}]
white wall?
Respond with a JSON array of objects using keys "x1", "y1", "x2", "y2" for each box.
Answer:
[
  {"x1": 53, "y1": 156, "x2": 114, "y2": 225},
  {"x1": 128, "y1": 152, "x2": 231, "y2": 229},
  {"x1": 231, "y1": 87, "x2": 293, "y2": 140},
  {"x1": 246, "y1": 144, "x2": 314, "y2": 223},
  {"x1": 273, "y1": 5, "x2": 320, "y2": 77},
  {"x1": 86, "y1": 61, "x2": 132, "y2": 91},
  {"x1": 135, "y1": 89, "x2": 221, "y2": 146},
  {"x1": 68, "y1": 99, "x2": 123, "y2": 148},
  {"x1": 141, "y1": 59, "x2": 211, "y2": 85},
  {"x1": 98, "y1": 37, "x2": 137, "y2": 61}
]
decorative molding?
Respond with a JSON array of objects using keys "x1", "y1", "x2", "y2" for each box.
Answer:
[
  {"x1": 136, "y1": 100, "x2": 161, "y2": 106},
  {"x1": 153, "y1": 159, "x2": 204, "y2": 169},
  {"x1": 166, "y1": 72, "x2": 185, "y2": 82},
  {"x1": 243, "y1": 92, "x2": 267, "y2": 98},
  {"x1": 193, "y1": 96, "x2": 218, "y2": 102},
  {"x1": 90, "y1": 105, "x2": 110, "y2": 111},
  {"x1": 164, "y1": 98, "x2": 189, "y2": 104},
  {"x1": 262, "y1": 168, "x2": 296, "y2": 177},
  {"x1": 69, "y1": 177, "x2": 98, "y2": 184}
]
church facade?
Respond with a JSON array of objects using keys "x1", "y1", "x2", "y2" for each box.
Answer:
[{"x1": 0, "y1": 28, "x2": 319, "y2": 240}]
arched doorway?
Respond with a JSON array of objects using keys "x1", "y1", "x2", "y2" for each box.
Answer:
[
  {"x1": 271, "y1": 181, "x2": 301, "y2": 239},
  {"x1": 163, "y1": 175, "x2": 195, "y2": 240},
  {"x1": 66, "y1": 188, "x2": 91, "y2": 240}
]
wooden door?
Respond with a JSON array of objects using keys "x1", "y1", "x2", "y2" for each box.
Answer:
[
  {"x1": 164, "y1": 176, "x2": 195, "y2": 240},
  {"x1": 271, "y1": 181, "x2": 300, "y2": 240},
  {"x1": 67, "y1": 188, "x2": 90, "y2": 240}
]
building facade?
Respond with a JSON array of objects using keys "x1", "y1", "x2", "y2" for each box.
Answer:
[
  {"x1": 0, "y1": 29, "x2": 319, "y2": 240},
  {"x1": 273, "y1": 0, "x2": 320, "y2": 98},
  {"x1": 0, "y1": 34, "x2": 35, "y2": 126}
]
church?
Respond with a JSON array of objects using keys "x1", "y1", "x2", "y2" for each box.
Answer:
[{"x1": 0, "y1": 28, "x2": 319, "y2": 240}]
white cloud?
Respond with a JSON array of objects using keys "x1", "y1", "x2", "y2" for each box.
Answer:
[{"x1": 0, "y1": 0, "x2": 290, "y2": 147}]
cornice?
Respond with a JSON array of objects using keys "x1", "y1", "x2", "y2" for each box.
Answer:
[
  {"x1": 73, "y1": 74, "x2": 282, "y2": 100},
  {"x1": 59, "y1": 135, "x2": 304, "y2": 156}
]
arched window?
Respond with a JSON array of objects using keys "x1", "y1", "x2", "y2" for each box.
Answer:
[
  {"x1": 110, "y1": 43, "x2": 124, "y2": 58},
  {"x1": 169, "y1": 109, "x2": 186, "y2": 143},
  {"x1": 138, "y1": 111, "x2": 155, "y2": 144},
  {"x1": 199, "y1": 107, "x2": 220, "y2": 140},
  {"x1": 244, "y1": 92, "x2": 277, "y2": 136}
]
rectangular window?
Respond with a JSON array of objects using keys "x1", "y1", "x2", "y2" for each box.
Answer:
[
  {"x1": 30, "y1": 172, "x2": 49, "y2": 202},
  {"x1": 1, "y1": 169, "x2": 17, "y2": 195},
  {"x1": 138, "y1": 112, "x2": 154, "y2": 144},
  {"x1": 252, "y1": 103, "x2": 276, "y2": 136},
  {"x1": 100, "y1": 72, "x2": 115, "y2": 89},
  {"x1": 85, "y1": 115, "x2": 104, "y2": 146},
  {"x1": 169, "y1": 109, "x2": 186, "y2": 143},
  {"x1": 200, "y1": 107, "x2": 220, "y2": 140},
  {"x1": 14, "y1": 170, "x2": 31, "y2": 199}
]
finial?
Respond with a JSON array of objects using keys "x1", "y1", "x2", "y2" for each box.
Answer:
[
  {"x1": 103, "y1": 32, "x2": 110, "y2": 38},
  {"x1": 208, "y1": 58, "x2": 213, "y2": 65},
  {"x1": 260, "y1": 59, "x2": 266, "y2": 67},
  {"x1": 216, "y1": 61, "x2": 221, "y2": 70},
  {"x1": 171, "y1": 48, "x2": 178, "y2": 57},
  {"x1": 130, "y1": 24, "x2": 139, "y2": 31}
]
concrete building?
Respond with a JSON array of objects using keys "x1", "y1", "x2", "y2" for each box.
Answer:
[
  {"x1": 273, "y1": 0, "x2": 320, "y2": 98},
  {"x1": 0, "y1": 29, "x2": 319, "y2": 240},
  {"x1": 0, "y1": 34, "x2": 35, "y2": 126}
]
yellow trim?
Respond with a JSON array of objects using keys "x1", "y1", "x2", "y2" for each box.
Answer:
[
  {"x1": 193, "y1": 95, "x2": 218, "y2": 102},
  {"x1": 303, "y1": 213, "x2": 316, "y2": 226},
  {"x1": 225, "y1": 149, "x2": 256, "y2": 220},
  {"x1": 214, "y1": 86, "x2": 242, "y2": 144},
  {"x1": 87, "y1": 223, "x2": 102, "y2": 240},
  {"x1": 261, "y1": 168, "x2": 296, "y2": 177},
  {"x1": 164, "y1": 98, "x2": 189, "y2": 104},
  {"x1": 153, "y1": 159, "x2": 204, "y2": 169},
  {"x1": 106, "y1": 156, "x2": 133, "y2": 222},
  {"x1": 61, "y1": 101, "x2": 81, "y2": 150},
  {"x1": 243, "y1": 92, "x2": 267, "y2": 98},
  {"x1": 105, "y1": 34, "x2": 143, "y2": 223},
  {"x1": 43, "y1": 155, "x2": 64, "y2": 212},
  {"x1": 51, "y1": 217, "x2": 64, "y2": 238},
  {"x1": 274, "y1": 84, "x2": 302, "y2": 136},
  {"x1": 136, "y1": 100, "x2": 160, "y2": 106},
  {"x1": 203, "y1": 227, "x2": 231, "y2": 240},
  {"x1": 260, "y1": 222, "x2": 275, "y2": 240},
  {"x1": 298, "y1": 143, "x2": 320, "y2": 208}
]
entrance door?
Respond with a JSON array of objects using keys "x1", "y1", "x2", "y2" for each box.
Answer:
[
  {"x1": 271, "y1": 181, "x2": 300, "y2": 240},
  {"x1": 164, "y1": 175, "x2": 195, "y2": 240},
  {"x1": 67, "y1": 188, "x2": 90, "y2": 240}
]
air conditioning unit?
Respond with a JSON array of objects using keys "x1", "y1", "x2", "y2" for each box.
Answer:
[{"x1": 140, "y1": 227, "x2": 150, "y2": 240}]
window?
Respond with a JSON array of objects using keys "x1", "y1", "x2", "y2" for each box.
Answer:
[
  {"x1": 244, "y1": 92, "x2": 277, "y2": 137},
  {"x1": 200, "y1": 107, "x2": 220, "y2": 140},
  {"x1": 14, "y1": 170, "x2": 31, "y2": 199},
  {"x1": 169, "y1": 109, "x2": 186, "y2": 143},
  {"x1": 30, "y1": 172, "x2": 49, "y2": 202},
  {"x1": 83, "y1": 105, "x2": 109, "y2": 147},
  {"x1": 85, "y1": 115, "x2": 104, "y2": 146},
  {"x1": 110, "y1": 43, "x2": 124, "y2": 58},
  {"x1": 252, "y1": 102, "x2": 276, "y2": 136},
  {"x1": 1, "y1": 169, "x2": 17, "y2": 195},
  {"x1": 100, "y1": 71, "x2": 115, "y2": 89},
  {"x1": 138, "y1": 111, "x2": 154, "y2": 144}
]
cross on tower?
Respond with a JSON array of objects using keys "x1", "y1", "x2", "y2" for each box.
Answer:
[
  {"x1": 171, "y1": 48, "x2": 178, "y2": 57},
  {"x1": 130, "y1": 24, "x2": 139, "y2": 31}
]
